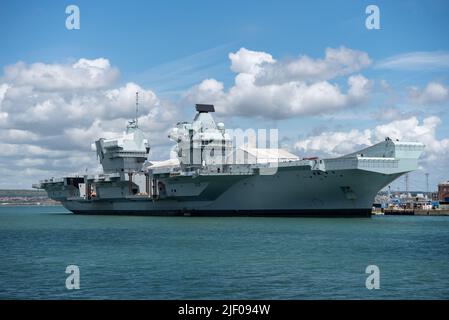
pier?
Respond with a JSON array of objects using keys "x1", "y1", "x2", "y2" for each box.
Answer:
[
  {"x1": 373, "y1": 179, "x2": 449, "y2": 216},
  {"x1": 380, "y1": 209, "x2": 449, "y2": 216}
]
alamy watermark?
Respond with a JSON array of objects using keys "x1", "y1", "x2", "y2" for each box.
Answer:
[
  {"x1": 168, "y1": 127, "x2": 281, "y2": 175},
  {"x1": 62, "y1": 263, "x2": 380, "y2": 291},
  {"x1": 65, "y1": 265, "x2": 80, "y2": 290},
  {"x1": 365, "y1": 5, "x2": 380, "y2": 30},
  {"x1": 365, "y1": 265, "x2": 380, "y2": 289},
  {"x1": 65, "y1": 5, "x2": 80, "y2": 30}
]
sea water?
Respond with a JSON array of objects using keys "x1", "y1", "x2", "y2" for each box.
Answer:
[{"x1": 0, "y1": 206, "x2": 448, "y2": 299}]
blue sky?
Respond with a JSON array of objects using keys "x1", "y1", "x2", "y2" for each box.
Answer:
[
  {"x1": 1, "y1": 0, "x2": 449, "y2": 190},
  {"x1": 2, "y1": 1, "x2": 448, "y2": 67}
]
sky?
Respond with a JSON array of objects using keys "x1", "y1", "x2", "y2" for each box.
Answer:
[{"x1": 0, "y1": 0, "x2": 449, "y2": 191}]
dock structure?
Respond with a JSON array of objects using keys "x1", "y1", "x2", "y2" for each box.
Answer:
[
  {"x1": 381, "y1": 209, "x2": 449, "y2": 216},
  {"x1": 373, "y1": 179, "x2": 449, "y2": 216},
  {"x1": 438, "y1": 181, "x2": 449, "y2": 202}
]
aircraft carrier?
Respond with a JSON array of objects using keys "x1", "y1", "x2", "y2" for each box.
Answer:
[{"x1": 34, "y1": 103, "x2": 425, "y2": 217}]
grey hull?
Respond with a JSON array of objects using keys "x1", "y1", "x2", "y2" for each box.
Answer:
[
  {"x1": 35, "y1": 107, "x2": 425, "y2": 218},
  {"x1": 60, "y1": 167, "x2": 403, "y2": 217}
]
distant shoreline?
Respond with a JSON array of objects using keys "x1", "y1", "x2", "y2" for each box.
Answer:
[
  {"x1": 1, "y1": 203, "x2": 61, "y2": 207},
  {"x1": 0, "y1": 189, "x2": 59, "y2": 206}
]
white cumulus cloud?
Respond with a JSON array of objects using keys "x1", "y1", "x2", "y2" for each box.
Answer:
[
  {"x1": 409, "y1": 81, "x2": 449, "y2": 106},
  {"x1": 294, "y1": 116, "x2": 449, "y2": 164},
  {"x1": 0, "y1": 58, "x2": 179, "y2": 188},
  {"x1": 256, "y1": 46, "x2": 371, "y2": 84},
  {"x1": 229, "y1": 48, "x2": 275, "y2": 74},
  {"x1": 185, "y1": 47, "x2": 373, "y2": 119},
  {"x1": 2, "y1": 58, "x2": 119, "y2": 90}
]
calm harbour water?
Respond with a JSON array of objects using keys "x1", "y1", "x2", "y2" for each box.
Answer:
[{"x1": 0, "y1": 205, "x2": 448, "y2": 300}]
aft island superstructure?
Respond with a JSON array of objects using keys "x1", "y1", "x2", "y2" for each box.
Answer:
[{"x1": 34, "y1": 104, "x2": 425, "y2": 217}]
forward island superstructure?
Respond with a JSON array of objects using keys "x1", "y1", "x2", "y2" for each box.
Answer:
[{"x1": 34, "y1": 104, "x2": 425, "y2": 217}]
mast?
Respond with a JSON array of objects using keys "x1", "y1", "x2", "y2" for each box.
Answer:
[{"x1": 135, "y1": 91, "x2": 139, "y2": 127}]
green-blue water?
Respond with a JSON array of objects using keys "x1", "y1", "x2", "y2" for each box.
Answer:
[{"x1": 0, "y1": 206, "x2": 448, "y2": 299}]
